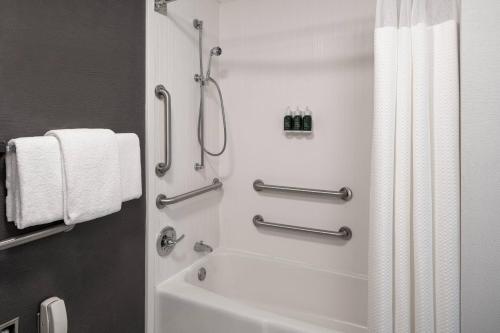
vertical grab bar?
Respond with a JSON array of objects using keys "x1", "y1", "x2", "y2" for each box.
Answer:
[{"x1": 155, "y1": 85, "x2": 172, "y2": 176}]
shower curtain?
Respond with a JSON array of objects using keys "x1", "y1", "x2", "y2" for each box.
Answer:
[{"x1": 368, "y1": 0, "x2": 460, "y2": 332}]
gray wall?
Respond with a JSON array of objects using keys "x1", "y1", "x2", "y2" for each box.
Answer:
[
  {"x1": 461, "y1": 0, "x2": 500, "y2": 331},
  {"x1": 0, "y1": 0, "x2": 145, "y2": 332}
]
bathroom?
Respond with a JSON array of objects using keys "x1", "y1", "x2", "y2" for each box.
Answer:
[{"x1": 0, "y1": 0, "x2": 498, "y2": 332}]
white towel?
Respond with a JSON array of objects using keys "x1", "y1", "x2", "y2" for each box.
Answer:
[
  {"x1": 46, "y1": 129, "x2": 122, "y2": 225},
  {"x1": 5, "y1": 136, "x2": 64, "y2": 229},
  {"x1": 116, "y1": 133, "x2": 142, "y2": 201}
]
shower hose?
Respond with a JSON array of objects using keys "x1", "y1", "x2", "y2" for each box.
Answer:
[{"x1": 197, "y1": 76, "x2": 227, "y2": 156}]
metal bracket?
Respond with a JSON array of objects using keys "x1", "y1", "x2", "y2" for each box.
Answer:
[
  {"x1": 154, "y1": 0, "x2": 177, "y2": 15},
  {"x1": 154, "y1": 0, "x2": 168, "y2": 15}
]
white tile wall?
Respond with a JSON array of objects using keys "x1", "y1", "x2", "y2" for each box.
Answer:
[
  {"x1": 147, "y1": 0, "x2": 375, "y2": 331},
  {"x1": 145, "y1": 1, "x2": 220, "y2": 332},
  {"x1": 218, "y1": 0, "x2": 375, "y2": 275}
]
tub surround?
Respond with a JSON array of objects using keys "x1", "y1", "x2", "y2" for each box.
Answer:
[{"x1": 147, "y1": 0, "x2": 374, "y2": 332}]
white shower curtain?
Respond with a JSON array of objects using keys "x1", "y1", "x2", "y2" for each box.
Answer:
[{"x1": 368, "y1": 0, "x2": 460, "y2": 332}]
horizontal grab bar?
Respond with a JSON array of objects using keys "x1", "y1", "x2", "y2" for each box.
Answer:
[
  {"x1": 253, "y1": 215, "x2": 352, "y2": 240},
  {"x1": 0, "y1": 224, "x2": 75, "y2": 251},
  {"x1": 253, "y1": 179, "x2": 352, "y2": 201},
  {"x1": 156, "y1": 178, "x2": 223, "y2": 208}
]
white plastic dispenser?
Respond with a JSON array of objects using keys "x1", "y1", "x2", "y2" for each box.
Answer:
[{"x1": 40, "y1": 297, "x2": 67, "y2": 333}]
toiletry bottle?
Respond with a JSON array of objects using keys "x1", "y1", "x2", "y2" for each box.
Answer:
[
  {"x1": 292, "y1": 107, "x2": 302, "y2": 131},
  {"x1": 303, "y1": 107, "x2": 312, "y2": 131},
  {"x1": 284, "y1": 107, "x2": 293, "y2": 131}
]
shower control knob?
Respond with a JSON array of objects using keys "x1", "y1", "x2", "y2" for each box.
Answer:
[
  {"x1": 157, "y1": 226, "x2": 184, "y2": 256},
  {"x1": 194, "y1": 74, "x2": 202, "y2": 82}
]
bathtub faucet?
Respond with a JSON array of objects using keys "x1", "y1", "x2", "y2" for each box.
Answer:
[{"x1": 194, "y1": 241, "x2": 213, "y2": 253}]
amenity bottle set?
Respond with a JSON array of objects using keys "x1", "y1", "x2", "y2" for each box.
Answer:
[{"x1": 284, "y1": 107, "x2": 313, "y2": 132}]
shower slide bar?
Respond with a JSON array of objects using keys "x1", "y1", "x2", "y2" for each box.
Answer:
[
  {"x1": 253, "y1": 215, "x2": 352, "y2": 240},
  {"x1": 156, "y1": 178, "x2": 223, "y2": 208},
  {"x1": 155, "y1": 84, "x2": 172, "y2": 177},
  {"x1": 0, "y1": 224, "x2": 75, "y2": 251},
  {"x1": 253, "y1": 179, "x2": 353, "y2": 201}
]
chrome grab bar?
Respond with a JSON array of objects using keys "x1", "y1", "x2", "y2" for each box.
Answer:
[
  {"x1": 156, "y1": 178, "x2": 223, "y2": 208},
  {"x1": 253, "y1": 215, "x2": 352, "y2": 240},
  {"x1": 0, "y1": 224, "x2": 75, "y2": 251},
  {"x1": 253, "y1": 179, "x2": 352, "y2": 201},
  {"x1": 155, "y1": 85, "x2": 172, "y2": 177}
]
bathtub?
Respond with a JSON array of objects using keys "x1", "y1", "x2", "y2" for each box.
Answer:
[{"x1": 157, "y1": 249, "x2": 367, "y2": 333}]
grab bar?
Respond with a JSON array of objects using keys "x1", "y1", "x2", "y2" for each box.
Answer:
[
  {"x1": 156, "y1": 178, "x2": 223, "y2": 208},
  {"x1": 253, "y1": 215, "x2": 352, "y2": 240},
  {"x1": 155, "y1": 84, "x2": 172, "y2": 177},
  {"x1": 253, "y1": 179, "x2": 352, "y2": 201},
  {"x1": 0, "y1": 224, "x2": 75, "y2": 251}
]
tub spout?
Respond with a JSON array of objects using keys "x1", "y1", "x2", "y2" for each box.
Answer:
[{"x1": 194, "y1": 241, "x2": 213, "y2": 253}]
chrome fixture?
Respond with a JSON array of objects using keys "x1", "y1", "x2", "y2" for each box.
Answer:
[
  {"x1": 253, "y1": 179, "x2": 353, "y2": 201},
  {"x1": 193, "y1": 19, "x2": 228, "y2": 170},
  {"x1": 154, "y1": 0, "x2": 177, "y2": 15},
  {"x1": 253, "y1": 215, "x2": 352, "y2": 240},
  {"x1": 198, "y1": 267, "x2": 207, "y2": 281},
  {"x1": 194, "y1": 241, "x2": 213, "y2": 253},
  {"x1": 156, "y1": 178, "x2": 223, "y2": 208},
  {"x1": 0, "y1": 224, "x2": 75, "y2": 251},
  {"x1": 155, "y1": 84, "x2": 172, "y2": 176},
  {"x1": 206, "y1": 47, "x2": 222, "y2": 78},
  {"x1": 157, "y1": 226, "x2": 185, "y2": 256},
  {"x1": 0, "y1": 317, "x2": 18, "y2": 333},
  {"x1": 0, "y1": 141, "x2": 15, "y2": 153}
]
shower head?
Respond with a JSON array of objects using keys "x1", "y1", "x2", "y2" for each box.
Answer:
[
  {"x1": 206, "y1": 47, "x2": 222, "y2": 78},
  {"x1": 210, "y1": 46, "x2": 222, "y2": 56}
]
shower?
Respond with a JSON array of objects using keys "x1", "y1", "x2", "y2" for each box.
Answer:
[{"x1": 193, "y1": 19, "x2": 227, "y2": 170}]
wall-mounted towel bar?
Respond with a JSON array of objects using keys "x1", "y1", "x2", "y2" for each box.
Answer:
[
  {"x1": 0, "y1": 224, "x2": 75, "y2": 251},
  {"x1": 156, "y1": 178, "x2": 223, "y2": 208},
  {"x1": 253, "y1": 179, "x2": 352, "y2": 201},
  {"x1": 155, "y1": 85, "x2": 172, "y2": 177},
  {"x1": 253, "y1": 215, "x2": 352, "y2": 240},
  {"x1": 0, "y1": 141, "x2": 15, "y2": 153}
]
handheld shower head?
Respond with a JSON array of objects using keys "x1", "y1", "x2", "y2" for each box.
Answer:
[
  {"x1": 210, "y1": 46, "x2": 222, "y2": 56},
  {"x1": 206, "y1": 46, "x2": 222, "y2": 78}
]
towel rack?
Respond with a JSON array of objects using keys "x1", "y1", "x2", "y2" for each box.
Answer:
[
  {"x1": 155, "y1": 85, "x2": 172, "y2": 177},
  {"x1": 0, "y1": 143, "x2": 74, "y2": 250},
  {"x1": 0, "y1": 141, "x2": 14, "y2": 153},
  {"x1": 0, "y1": 224, "x2": 75, "y2": 251},
  {"x1": 156, "y1": 178, "x2": 223, "y2": 208},
  {"x1": 253, "y1": 179, "x2": 352, "y2": 201},
  {"x1": 253, "y1": 215, "x2": 352, "y2": 240}
]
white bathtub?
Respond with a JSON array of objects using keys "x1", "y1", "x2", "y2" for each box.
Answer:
[{"x1": 157, "y1": 249, "x2": 367, "y2": 333}]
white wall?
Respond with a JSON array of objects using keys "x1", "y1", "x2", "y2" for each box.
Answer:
[
  {"x1": 461, "y1": 0, "x2": 500, "y2": 331},
  {"x1": 218, "y1": 0, "x2": 375, "y2": 275},
  {"x1": 145, "y1": 1, "x2": 220, "y2": 332}
]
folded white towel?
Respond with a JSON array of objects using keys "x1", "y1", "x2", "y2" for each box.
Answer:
[
  {"x1": 5, "y1": 136, "x2": 64, "y2": 229},
  {"x1": 46, "y1": 129, "x2": 122, "y2": 225},
  {"x1": 116, "y1": 133, "x2": 142, "y2": 201}
]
